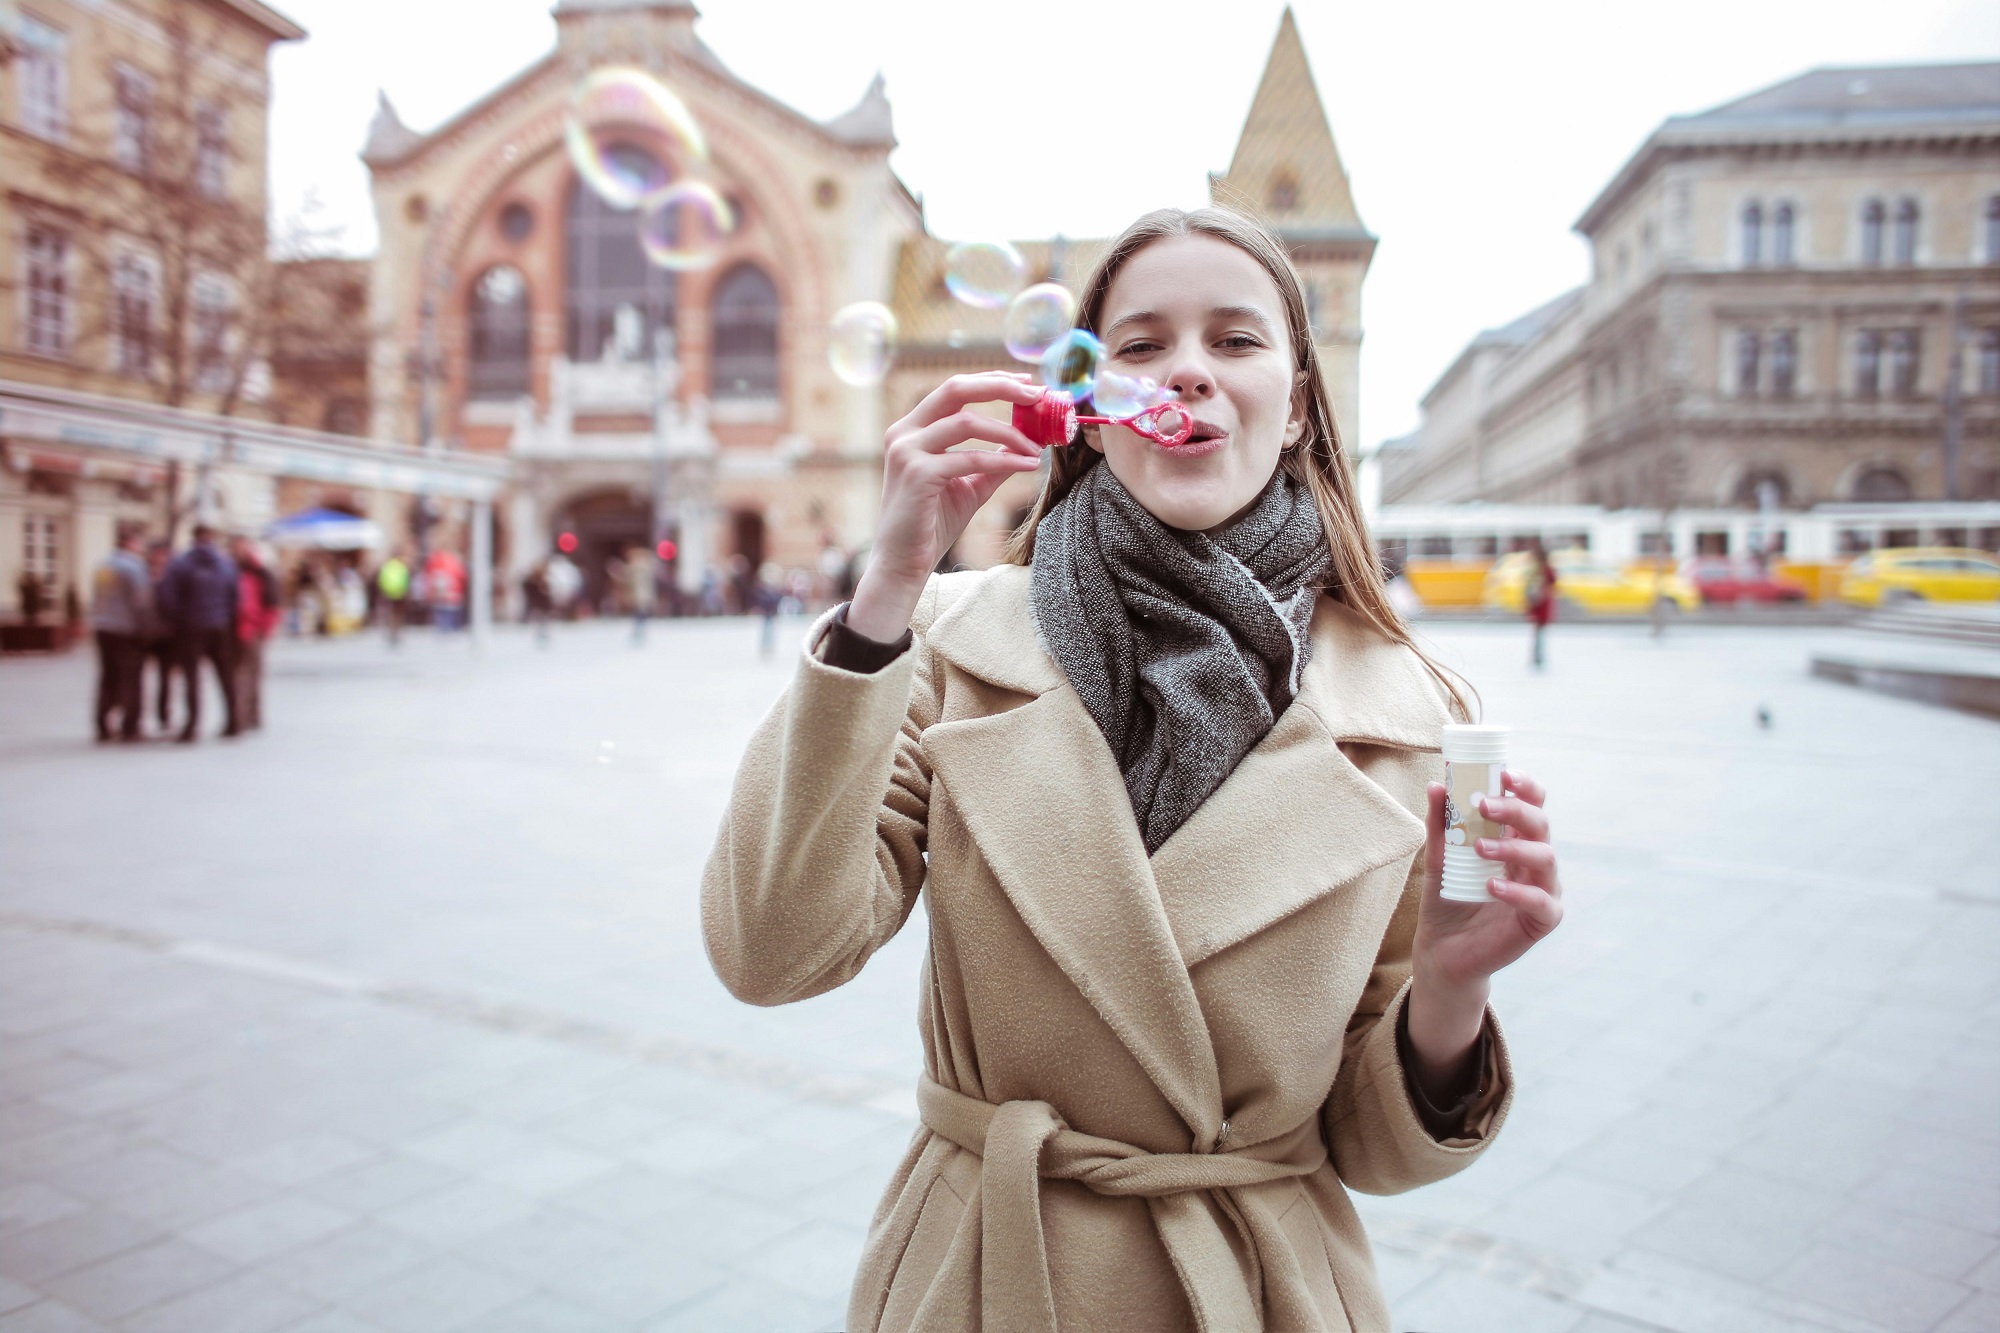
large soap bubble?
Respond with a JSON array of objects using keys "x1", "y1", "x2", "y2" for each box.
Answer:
[
  {"x1": 1090, "y1": 369, "x2": 1172, "y2": 419},
  {"x1": 1037, "y1": 329, "x2": 1105, "y2": 401},
  {"x1": 943, "y1": 241, "x2": 1026, "y2": 310},
  {"x1": 566, "y1": 67, "x2": 707, "y2": 210},
  {"x1": 638, "y1": 182, "x2": 736, "y2": 271},
  {"x1": 1002, "y1": 283, "x2": 1076, "y2": 363},
  {"x1": 829, "y1": 302, "x2": 898, "y2": 387}
]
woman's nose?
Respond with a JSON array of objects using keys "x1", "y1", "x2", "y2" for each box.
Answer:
[{"x1": 1166, "y1": 361, "x2": 1214, "y2": 401}]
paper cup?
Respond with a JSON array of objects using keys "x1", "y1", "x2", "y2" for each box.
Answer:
[{"x1": 1440, "y1": 724, "x2": 1509, "y2": 903}]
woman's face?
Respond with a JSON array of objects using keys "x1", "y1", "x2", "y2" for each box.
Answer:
[{"x1": 1087, "y1": 234, "x2": 1305, "y2": 533}]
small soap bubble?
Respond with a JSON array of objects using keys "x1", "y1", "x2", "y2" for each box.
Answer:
[
  {"x1": 829, "y1": 302, "x2": 898, "y2": 387},
  {"x1": 943, "y1": 241, "x2": 1026, "y2": 310},
  {"x1": 637, "y1": 181, "x2": 736, "y2": 271},
  {"x1": 1003, "y1": 283, "x2": 1076, "y2": 363},
  {"x1": 1038, "y1": 329, "x2": 1104, "y2": 400},
  {"x1": 946, "y1": 329, "x2": 968, "y2": 349},
  {"x1": 1090, "y1": 370, "x2": 1167, "y2": 419},
  {"x1": 565, "y1": 67, "x2": 707, "y2": 210}
]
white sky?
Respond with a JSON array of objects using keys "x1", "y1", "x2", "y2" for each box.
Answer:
[{"x1": 267, "y1": 0, "x2": 2000, "y2": 448}]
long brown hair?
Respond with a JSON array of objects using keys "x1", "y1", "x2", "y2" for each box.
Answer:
[{"x1": 1002, "y1": 205, "x2": 1470, "y2": 718}]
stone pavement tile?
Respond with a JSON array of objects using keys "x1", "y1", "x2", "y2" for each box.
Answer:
[
  {"x1": 1625, "y1": 1169, "x2": 1836, "y2": 1283},
  {"x1": 689, "y1": 1136, "x2": 870, "y2": 1208},
  {"x1": 728, "y1": 1221, "x2": 867, "y2": 1305},
  {"x1": 547, "y1": 1168, "x2": 705, "y2": 1230},
  {"x1": 753, "y1": 1102, "x2": 909, "y2": 1152},
  {"x1": 1578, "y1": 1250, "x2": 1883, "y2": 1333},
  {"x1": 1724, "y1": 1114, "x2": 1899, "y2": 1194},
  {"x1": 1391, "y1": 1268, "x2": 1579, "y2": 1333},
  {"x1": 118, "y1": 1270, "x2": 325, "y2": 1333},
  {"x1": 37, "y1": 1073, "x2": 174, "y2": 1120},
  {"x1": 1858, "y1": 1164, "x2": 2000, "y2": 1233},
  {"x1": 232, "y1": 1135, "x2": 379, "y2": 1189},
  {"x1": 0, "y1": 1058, "x2": 122, "y2": 1102},
  {"x1": 1559, "y1": 1313, "x2": 1673, "y2": 1333},
  {"x1": 625, "y1": 1122, "x2": 765, "y2": 1180},
  {"x1": 530, "y1": 1098, "x2": 676, "y2": 1153},
  {"x1": 39, "y1": 1146, "x2": 208, "y2": 1207},
  {"x1": 0, "y1": 1124, "x2": 132, "y2": 1179},
  {"x1": 36, "y1": 1238, "x2": 237, "y2": 1323},
  {"x1": 449, "y1": 1209, "x2": 636, "y2": 1287},
  {"x1": 639, "y1": 1281, "x2": 840, "y2": 1333},
  {"x1": 1565, "y1": 1125, "x2": 1721, "y2": 1194},
  {"x1": 1967, "y1": 1249, "x2": 2000, "y2": 1292},
  {"x1": 271, "y1": 1312, "x2": 392, "y2": 1333},
  {"x1": 254, "y1": 1223, "x2": 436, "y2": 1303},
  {"x1": 1366, "y1": 1250, "x2": 1442, "y2": 1307},
  {"x1": 299, "y1": 1155, "x2": 459, "y2": 1216},
  {"x1": 791, "y1": 1162, "x2": 896, "y2": 1230},
  {"x1": 1479, "y1": 1170, "x2": 1669, "y2": 1267},
  {"x1": 113, "y1": 1163, "x2": 277, "y2": 1230},
  {"x1": 0, "y1": 1301, "x2": 112, "y2": 1333},
  {"x1": 377, "y1": 1180, "x2": 539, "y2": 1246},
  {"x1": 546, "y1": 1246, "x2": 728, "y2": 1325},
  {"x1": 334, "y1": 1256, "x2": 533, "y2": 1333},
  {"x1": 0, "y1": 1184, "x2": 90, "y2": 1236},
  {"x1": 472, "y1": 1294, "x2": 620, "y2": 1333},
  {"x1": 181, "y1": 1196, "x2": 358, "y2": 1266},
  {"x1": 398, "y1": 1121, "x2": 615, "y2": 1198},
  {"x1": 626, "y1": 1188, "x2": 814, "y2": 1268},
  {"x1": 0, "y1": 1101, "x2": 72, "y2": 1146},
  {"x1": 1815, "y1": 1198, "x2": 1996, "y2": 1282},
  {"x1": 1935, "y1": 1291, "x2": 2000, "y2": 1333},
  {"x1": 0, "y1": 1211, "x2": 163, "y2": 1285},
  {"x1": 0, "y1": 1280, "x2": 35, "y2": 1317},
  {"x1": 1766, "y1": 1243, "x2": 1970, "y2": 1331}
]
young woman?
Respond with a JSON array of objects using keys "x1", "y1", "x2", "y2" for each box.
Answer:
[{"x1": 704, "y1": 207, "x2": 1564, "y2": 1332}]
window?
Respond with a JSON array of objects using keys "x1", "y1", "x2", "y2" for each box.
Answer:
[
  {"x1": 1860, "y1": 198, "x2": 1885, "y2": 266},
  {"x1": 468, "y1": 265, "x2": 531, "y2": 399},
  {"x1": 1854, "y1": 330, "x2": 1881, "y2": 397},
  {"x1": 565, "y1": 144, "x2": 674, "y2": 361},
  {"x1": 193, "y1": 276, "x2": 232, "y2": 393},
  {"x1": 17, "y1": 15, "x2": 68, "y2": 141},
  {"x1": 1852, "y1": 467, "x2": 1912, "y2": 503},
  {"x1": 113, "y1": 65, "x2": 153, "y2": 172},
  {"x1": 1734, "y1": 330, "x2": 1761, "y2": 396},
  {"x1": 1772, "y1": 203, "x2": 1795, "y2": 265},
  {"x1": 1986, "y1": 196, "x2": 2000, "y2": 265},
  {"x1": 1770, "y1": 330, "x2": 1797, "y2": 398},
  {"x1": 1268, "y1": 175, "x2": 1298, "y2": 213},
  {"x1": 1887, "y1": 330, "x2": 1918, "y2": 397},
  {"x1": 499, "y1": 203, "x2": 534, "y2": 243},
  {"x1": 113, "y1": 254, "x2": 155, "y2": 378},
  {"x1": 710, "y1": 263, "x2": 779, "y2": 401},
  {"x1": 20, "y1": 514, "x2": 63, "y2": 597},
  {"x1": 23, "y1": 227, "x2": 70, "y2": 356},
  {"x1": 1892, "y1": 198, "x2": 1919, "y2": 265},
  {"x1": 1740, "y1": 202, "x2": 1762, "y2": 266},
  {"x1": 194, "y1": 102, "x2": 227, "y2": 198},
  {"x1": 1979, "y1": 329, "x2": 2000, "y2": 396}
]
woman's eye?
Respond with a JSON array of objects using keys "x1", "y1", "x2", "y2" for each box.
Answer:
[
  {"x1": 1115, "y1": 341, "x2": 1161, "y2": 358},
  {"x1": 1217, "y1": 334, "x2": 1264, "y2": 351}
]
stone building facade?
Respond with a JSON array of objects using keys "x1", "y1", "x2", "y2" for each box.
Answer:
[
  {"x1": 1385, "y1": 63, "x2": 2000, "y2": 519},
  {"x1": 361, "y1": 2, "x2": 1372, "y2": 588}
]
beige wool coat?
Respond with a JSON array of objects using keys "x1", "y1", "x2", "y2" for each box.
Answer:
[{"x1": 703, "y1": 564, "x2": 1513, "y2": 1332}]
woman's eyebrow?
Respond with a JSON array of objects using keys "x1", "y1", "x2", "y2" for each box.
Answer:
[{"x1": 1104, "y1": 305, "x2": 1278, "y2": 337}]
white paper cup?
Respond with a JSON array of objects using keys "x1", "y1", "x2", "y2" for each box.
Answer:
[{"x1": 1440, "y1": 724, "x2": 1509, "y2": 903}]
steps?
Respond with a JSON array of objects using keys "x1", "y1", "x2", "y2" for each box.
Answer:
[{"x1": 1855, "y1": 601, "x2": 2000, "y2": 649}]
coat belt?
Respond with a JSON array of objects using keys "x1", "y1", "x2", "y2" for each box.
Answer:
[{"x1": 916, "y1": 1076, "x2": 1329, "y2": 1332}]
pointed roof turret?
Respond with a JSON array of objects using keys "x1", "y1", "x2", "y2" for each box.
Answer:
[
  {"x1": 1210, "y1": 8, "x2": 1366, "y2": 235},
  {"x1": 361, "y1": 90, "x2": 423, "y2": 165},
  {"x1": 824, "y1": 72, "x2": 895, "y2": 147}
]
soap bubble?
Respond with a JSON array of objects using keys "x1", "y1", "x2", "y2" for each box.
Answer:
[
  {"x1": 637, "y1": 181, "x2": 736, "y2": 271},
  {"x1": 565, "y1": 67, "x2": 707, "y2": 210},
  {"x1": 1038, "y1": 329, "x2": 1104, "y2": 400},
  {"x1": 1090, "y1": 370, "x2": 1171, "y2": 419},
  {"x1": 1003, "y1": 283, "x2": 1076, "y2": 363},
  {"x1": 943, "y1": 241, "x2": 1026, "y2": 310},
  {"x1": 829, "y1": 302, "x2": 898, "y2": 387}
]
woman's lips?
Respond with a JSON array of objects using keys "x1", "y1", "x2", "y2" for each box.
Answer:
[{"x1": 1158, "y1": 420, "x2": 1229, "y2": 456}]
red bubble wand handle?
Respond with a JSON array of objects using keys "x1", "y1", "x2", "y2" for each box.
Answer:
[{"x1": 1012, "y1": 391, "x2": 1193, "y2": 448}]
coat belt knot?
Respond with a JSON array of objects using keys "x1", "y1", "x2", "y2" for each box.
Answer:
[{"x1": 916, "y1": 1076, "x2": 1329, "y2": 1332}]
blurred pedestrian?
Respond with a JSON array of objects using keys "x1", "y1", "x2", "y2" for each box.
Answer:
[
  {"x1": 425, "y1": 547, "x2": 467, "y2": 633},
  {"x1": 141, "y1": 540, "x2": 177, "y2": 733},
  {"x1": 157, "y1": 524, "x2": 239, "y2": 741},
  {"x1": 89, "y1": 524, "x2": 151, "y2": 742},
  {"x1": 1525, "y1": 538, "x2": 1558, "y2": 670},
  {"x1": 545, "y1": 549, "x2": 582, "y2": 620},
  {"x1": 377, "y1": 548, "x2": 411, "y2": 645},
  {"x1": 521, "y1": 561, "x2": 553, "y2": 646},
  {"x1": 624, "y1": 543, "x2": 658, "y2": 644},
  {"x1": 230, "y1": 537, "x2": 282, "y2": 730}
]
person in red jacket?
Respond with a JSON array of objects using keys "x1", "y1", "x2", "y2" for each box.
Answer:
[
  {"x1": 230, "y1": 536, "x2": 283, "y2": 730},
  {"x1": 1524, "y1": 538, "x2": 1558, "y2": 670}
]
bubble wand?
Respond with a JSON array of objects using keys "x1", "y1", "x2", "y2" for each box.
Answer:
[{"x1": 1011, "y1": 390, "x2": 1194, "y2": 449}]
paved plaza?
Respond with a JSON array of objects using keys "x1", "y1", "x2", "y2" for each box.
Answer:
[{"x1": 1, "y1": 611, "x2": 1996, "y2": 1333}]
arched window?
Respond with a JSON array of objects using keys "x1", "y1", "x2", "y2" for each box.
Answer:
[
  {"x1": 1887, "y1": 329, "x2": 1919, "y2": 397},
  {"x1": 1769, "y1": 329, "x2": 1797, "y2": 398},
  {"x1": 1854, "y1": 330, "x2": 1881, "y2": 397},
  {"x1": 1268, "y1": 174, "x2": 1298, "y2": 213},
  {"x1": 1985, "y1": 196, "x2": 2000, "y2": 265},
  {"x1": 710, "y1": 263, "x2": 779, "y2": 401},
  {"x1": 1892, "y1": 198, "x2": 1920, "y2": 265},
  {"x1": 1859, "y1": 198, "x2": 1885, "y2": 266},
  {"x1": 468, "y1": 264, "x2": 530, "y2": 399},
  {"x1": 1852, "y1": 466, "x2": 1911, "y2": 503},
  {"x1": 1734, "y1": 329, "x2": 1760, "y2": 397},
  {"x1": 1732, "y1": 468, "x2": 1791, "y2": 509},
  {"x1": 566, "y1": 144, "x2": 674, "y2": 362},
  {"x1": 1979, "y1": 328, "x2": 2000, "y2": 396},
  {"x1": 1740, "y1": 202, "x2": 1762, "y2": 267},
  {"x1": 1772, "y1": 202, "x2": 1795, "y2": 265}
]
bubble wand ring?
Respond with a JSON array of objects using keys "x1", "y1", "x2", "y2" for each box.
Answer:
[{"x1": 1011, "y1": 392, "x2": 1193, "y2": 448}]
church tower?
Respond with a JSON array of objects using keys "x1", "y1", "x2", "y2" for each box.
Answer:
[{"x1": 1210, "y1": 8, "x2": 1374, "y2": 452}]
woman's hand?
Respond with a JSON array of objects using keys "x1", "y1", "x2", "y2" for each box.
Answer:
[
  {"x1": 846, "y1": 372, "x2": 1046, "y2": 641},
  {"x1": 1404, "y1": 770, "x2": 1562, "y2": 1095}
]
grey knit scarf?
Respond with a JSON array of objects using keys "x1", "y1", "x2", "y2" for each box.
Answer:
[{"x1": 1030, "y1": 459, "x2": 1334, "y2": 853}]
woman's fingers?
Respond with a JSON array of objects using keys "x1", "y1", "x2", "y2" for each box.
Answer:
[
  {"x1": 894, "y1": 373, "x2": 1042, "y2": 437},
  {"x1": 1424, "y1": 781, "x2": 1447, "y2": 875},
  {"x1": 1478, "y1": 793, "x2": 1548, "y2": 842},
  {"x1": 1488, "y1": 879, "x2": 1563, "y2": 938},
  {"x1": 1474, "y1": 836, "x2": 1558, "y2": 886},
  {"x1": 911, "y1": 448, "x2": 1043, "y2": 482},
  {"x1": 1502, "y1": 769, "x2": 1546, "y2": 807},
  {"x1": 894, "y1": 411, "x2": 1043, "y2": 461}
]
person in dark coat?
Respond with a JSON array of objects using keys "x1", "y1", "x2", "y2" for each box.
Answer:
[
  {"x1": 89, "y1": 524, "x2": 151, "y2": 741},
  {"x1": 140, "y1": 540, "x2": 178, "y2": 733},
  {"x1": 157, "y1": 524, "x2": 240, "y2": 741}
]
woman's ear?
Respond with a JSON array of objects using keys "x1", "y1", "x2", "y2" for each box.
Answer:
[
  {"x1": 1282, "y1": 373, "x2": 1310, "y2": 450},
  {"x1": 1080, "y1": 423, "x2": 1105, "y2": 455}
]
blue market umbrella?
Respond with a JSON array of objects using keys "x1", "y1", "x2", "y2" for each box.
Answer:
[{"x1": 264, "y1": 508, "x2": 384, "y2": 551}]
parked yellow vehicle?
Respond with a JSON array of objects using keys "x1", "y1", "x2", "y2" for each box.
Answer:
[
  {"x1": 1484, "y1": 550, "x2": 1702, "y2": 616},
  {"x1": 1837, "y1": 548, "x2": 2000, "y2": 606}
]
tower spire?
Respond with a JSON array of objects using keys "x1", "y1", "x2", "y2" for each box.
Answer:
[{"x1": 1210, "y1": 7, "x2": 1362, "y2": 229}]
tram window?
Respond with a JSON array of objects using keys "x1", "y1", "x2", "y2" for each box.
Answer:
[
  {"x1": 1885, "y1": 528, "x2": 1919, "y2": 549},
  {"x1": 1553, "y1": 532, "x2": 1590, "y2": 551},
  {"x1": 1931, "y1": 527, "x2": 1968, "y2": 549},
  {"x1": 1974, "y1": 527, "x2": 2000, "y2": 553},
  {"x1": 1695, "y1": 531, "x2": 1729, "y2": 555},
  {"x1": 1465, "y1": 535, "x2": 1499, "y2": 557},
  {"x1": 1418, "y1": 535, "x2": 1453, "y2": 558},
  {"x1": 1638, "y1": 532, "x2": 1673, "y2": 555},
  {"x1": 1836, "y1": 529, "x2": 1873, "y2": 555}
]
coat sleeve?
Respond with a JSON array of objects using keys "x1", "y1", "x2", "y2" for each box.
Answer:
[
  {"x1": 1323, "y1": 804, "x2": 1515, "y2": 1196},
  {"x1": 701, "y1": 585, "x2": 944, "y2": 1007}
]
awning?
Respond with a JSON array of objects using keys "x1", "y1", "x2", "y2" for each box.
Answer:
[{"x1": 265, "y1": 507, "x2": 384, "y2": 551}]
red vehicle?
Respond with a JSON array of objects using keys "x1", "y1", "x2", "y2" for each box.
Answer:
[{"x1": 1681, "y1": 557, "x2": 1808, "y2": 605}]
